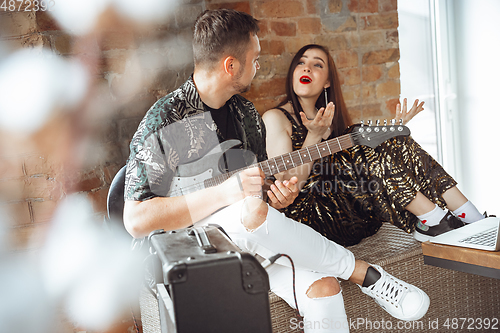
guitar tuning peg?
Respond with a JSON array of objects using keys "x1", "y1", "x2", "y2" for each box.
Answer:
[
  {"x1": 376, "y1": 119, "x2": 380, "y2": 126},
  {"x1": 360, "y1": 120, "x2": 364, "y2": 127},
  {"x1": 368, "y1": 120, "x2": 372, "y2": 126},
  {"x1": 399, "y1": 118, "x2": 403, "y2": 125},
  {"x1": 384, "y1": 119, "x2": 387, "y2": 126},
  {"x1": 391, "y1": 119, "x2": 396, "y2": 125}
]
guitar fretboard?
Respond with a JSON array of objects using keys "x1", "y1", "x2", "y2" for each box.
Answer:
[{"x1": 203, "y1": 133, "x2": 354, "y2": 188}]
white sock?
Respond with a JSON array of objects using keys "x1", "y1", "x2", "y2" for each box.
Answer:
[
  {"x1": 453, "y1": 200, "x2": 483, "y2": 223},
  {"x1": 417, "y1": 204, "x2": 447, "y2": 227}
]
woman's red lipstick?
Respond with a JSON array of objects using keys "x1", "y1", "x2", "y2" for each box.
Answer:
[{"x1": 300, "y1": 75, "x2": 312, "y2": 84}]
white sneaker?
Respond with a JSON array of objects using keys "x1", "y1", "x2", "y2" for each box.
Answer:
[{"x1": 359, "y1": 264, "x2": 430, "y2": 321}]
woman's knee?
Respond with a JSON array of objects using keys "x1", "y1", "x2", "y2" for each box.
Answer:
[{"x1": 306, "y1": 277, "x2": 341, "y2": 298}]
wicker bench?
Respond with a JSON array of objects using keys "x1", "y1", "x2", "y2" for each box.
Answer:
[
  {"x1": 269, "y1": 222, "x2": 500, "y2": 332},
  {"x1": 140, "y1": 222, "x2": 500, "y2": 332}
]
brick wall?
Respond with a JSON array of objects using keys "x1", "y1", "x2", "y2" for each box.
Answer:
[
  {"x1": 1, "y1": 0, "x2": 399, "y2": 254},
  {"x1": 229, "y1": 0, "x2": 401, "y2": 120},
  {"x1": 1, "y1": 1, "x2": 399, "y2": 332},
  {"x1": 1, "y1": 0, "x2": 399, "y2": 251}
]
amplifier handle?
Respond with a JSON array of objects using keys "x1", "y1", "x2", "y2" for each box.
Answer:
[{"x1": 189, "y1": 227, "x2": 217, "y2": 254}]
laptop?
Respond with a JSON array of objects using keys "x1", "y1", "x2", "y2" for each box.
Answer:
[{"x1": 429, "y1": 217, "x2": 500, "y2": 251}]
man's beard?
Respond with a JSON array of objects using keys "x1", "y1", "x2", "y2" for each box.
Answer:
[
  {"x1": 233, "y1": 81, "x2": 251, "y2": 94},
  {"x1": 233, "y1": 66, "x2": 251, "y2": 93}
]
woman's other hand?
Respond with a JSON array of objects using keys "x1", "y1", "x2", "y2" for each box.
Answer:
[
  {"x1": 395, "y1": 98, "x2": 425, "y2": 125},
  {"x1": 300, "y1": 102, "x2": 335, "y2": 139}
]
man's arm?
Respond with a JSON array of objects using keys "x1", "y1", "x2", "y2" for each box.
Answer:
[{"x1": 123, "y1": 166, "x2": 265, "y2": 238}]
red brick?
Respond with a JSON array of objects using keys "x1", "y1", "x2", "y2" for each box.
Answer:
[
  {"x1": 342, "y1": 85, "x2": 361, "y2": 103},
  {"x1": 73, "y1": 171, "x2": 104, "y2": 192},
  {"x1": 348, "y1": 0, "x2": 378, "y2": 13},
  {"x1": 243, "y1": 77, "x2": 287, "y2": 101},
  {"x1": 32, "y1": 200, "x2": 58, "y2": 223},
  {"x1": 339, "y1": 68, "x2": 361, "y2": 86},
  {"x1": 88, "y1": 187, "x2": 109, "y2": 215},
  {"x1": 4, "y1": 202, "x2": 32, "y2": 226},
  {"x1": 307, "y1": 0, "x2": 318, "y2": 14},
  {"x1": 329, "y1": 0, "x2": 343, "y2": 13},
  {"x1": 23, "y1": 154, "x2": 59, "y2": 177},
  {"x1": 362, "y1": 103, "x2": 383, "y2": 119},
  {"x1": 258, "y1": 20, "x2": 270, "y2": 38},
  {"x1": 379, "y1": 0, "x2": 397, "y2": 12},
  {"x1": 253, "y1": 98, "x2": 283, "y2": 115},
  {"x1": 1, "y1": 178, "x2": 24, "y2": 202},
  {"x1": 9, "y1": 223, "x2": 49, "y2": 251},
  {"x1": 274, "y1": 53, "x2": 293, "y2": 73},
  {"x1": 386, "y1": 98, "x2": 400, "y2": 115},
  {"x1": 362, "y1": 84, "x2": 376, "y2": 99},
  {"x1": 100, "y1": 31, "x2": 136, "y2": 51},
  {"x1": 388, "y1": 62, "x2": 400, "y2": 78},
  {"x1": 362, "y1": 48, "x2": 399, "y2": 65},
  {"x1": 348, "y1": 106, "x2": 362, "y2": 123},
  {"x1": 314, "y1": 34, "x2": 349, "y2": 51},
  {"x1": 0, "y1": 156, "x2": 25, "y2": 179},
  {"x1": 362, "y1": 65, "x2": 383, "y2": 82},
  {"x1": 21, "y1": 33, "x2": 51, "y2": 49},
  {"x1": 24, "y1": 176, "x2": 62, "y2": 200},
  {"x1": 335, "y1": 16, "x2": 357, "y2": 32},
  {"x1": 36, "y1": 10, "x2": 61, "y2": 31},
  {"x1": 376, "y1": 80, "x2": 400, "y2": 98},
  {"x1": 0, "y1": 12, "x2": 37, "y2": 37},
  {"x1": 284, "y1": 36, "x2": 315, "y2": 53},
  {"x1": 271, "y1": 21, "x2": 296, "y2": 37},
  {"x1": 207, "y1": 1, "x2": 251, "y2": 14},
  {"x1": 54, "y1": 34, "x2": 73, "y2": 55},
  {"x1": 361, "y1": 12, "x2": 398, "y2": 30},
  {"x1": 298, "y1": 18, "x2": 322, "y2": 35},
  {"x1": 334, "y1": 50, "x2": 358, "y2": 68},
  {"x1": 359, "y1": 31, "x2": 384, "y2": 47},
  {"x1": 386, "y1": 30, "x2": 398, "y2": 44},
  {"x1": 260, "y1": 39, "x2": 285, "y2": 56},
  {"x1": 257, "y1": 1, "x2": 304, "y2": 19}
]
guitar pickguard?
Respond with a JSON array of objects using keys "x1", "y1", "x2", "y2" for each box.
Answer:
[{"x1": 167, "y1": 139, "x2": 242, "y2": 197}]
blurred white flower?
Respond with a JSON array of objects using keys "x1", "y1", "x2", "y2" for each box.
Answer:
[
  {"x1": 40, "y1": 195, "x2": 144, "y2": 331},
  {"x1": 50, "y1": 0, "x2": 110, "y2": 35},
  {"x1": 113, "y1": 0, "x2": 179, "y2": 23},
  {"x1": 0, "y1": 49, "x2": 89, "y2": 134}
]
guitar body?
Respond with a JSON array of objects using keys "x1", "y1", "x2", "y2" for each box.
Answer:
[{"x1": 167, "y1": 139, "x2": 242, "y2": 197}]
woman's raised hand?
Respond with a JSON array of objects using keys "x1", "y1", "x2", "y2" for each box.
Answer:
[
  {"x1": 300, "y1": 102, "x2": 335, "y2": 139},
  {"x1": 395, "y1": 98, "x2": 425, "y2": 125}
]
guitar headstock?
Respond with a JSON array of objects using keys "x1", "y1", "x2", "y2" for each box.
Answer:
[{"x1": 349, "y1": 119, "x2": 411, "y2": 148}]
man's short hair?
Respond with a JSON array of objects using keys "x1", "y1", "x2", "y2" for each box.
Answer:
[{"x1": 193, "y1": 9, "x2": 259, "y2": 69}]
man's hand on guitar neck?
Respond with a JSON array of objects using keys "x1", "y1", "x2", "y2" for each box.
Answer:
[
  {"x1": 266, "y1": 177, "x2": 299, "y2": 210},
  {"x1": 226, "y1": 166, "x2": 266, "y2": 203}
]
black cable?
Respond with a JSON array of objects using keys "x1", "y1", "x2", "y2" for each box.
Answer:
[{"x1": 262, "y1": 253, "x2": 300, "y2": 315}]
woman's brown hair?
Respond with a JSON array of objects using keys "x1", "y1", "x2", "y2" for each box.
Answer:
[{"x1": 277, "y1": 44, "x2": 351, "y2": 138}]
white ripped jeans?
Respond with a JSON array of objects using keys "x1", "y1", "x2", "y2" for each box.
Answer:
[{"x1": 196, "y1": 199, "x2": 355, "y2": 333}]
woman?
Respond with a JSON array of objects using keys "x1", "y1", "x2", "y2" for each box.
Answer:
[{"x1": 263, "y1": 44, "x2": 484, "y2": 247}]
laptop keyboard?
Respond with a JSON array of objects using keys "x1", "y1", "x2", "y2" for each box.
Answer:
[{"x1": 458, "y1": 227, "x2": 498, "y2": 247}]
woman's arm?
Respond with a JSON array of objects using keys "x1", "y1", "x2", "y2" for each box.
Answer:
[{"x1": 263, "y1": 108, "x2": 323, "y2": 191}]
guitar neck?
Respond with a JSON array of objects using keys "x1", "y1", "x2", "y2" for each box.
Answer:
[
  {"x1": 257, "y1": 132, "x2": 354, "y2": 177},
  {"x1": 204, "y1": 133, "x2": 353, "y2": 188}
]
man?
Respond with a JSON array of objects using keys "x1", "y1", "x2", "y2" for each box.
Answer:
[{"x1": 124, "y1": 9, "x2": 429, "y2": 332}]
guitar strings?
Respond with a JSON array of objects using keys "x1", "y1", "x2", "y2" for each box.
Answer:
[{"x1": 167, "y1": 128, "x2": 406, "y2": 197}]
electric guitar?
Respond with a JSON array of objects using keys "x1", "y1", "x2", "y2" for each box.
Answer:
[{"x1": 167, "y1": 121, "x2": 410, "y2": 197}]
